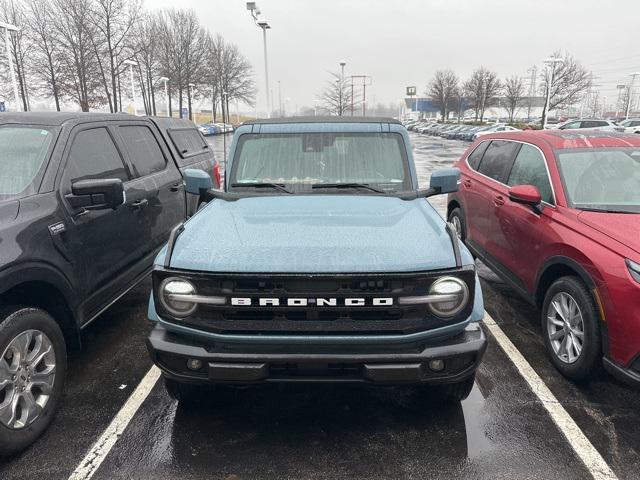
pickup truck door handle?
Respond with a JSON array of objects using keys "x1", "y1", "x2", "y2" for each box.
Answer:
[
  {"x1": 170, "y1": 182, "x2": 182, "y2": 192},
  {"x1": 463, "y1": 179, "x2": 472, "y2": 188},
  {"x1": 129, "y1": 198, "x2": 148, "y2": 210},
  {"x1": 493, "y1": 195, "x2": 505, "y2": 206}
]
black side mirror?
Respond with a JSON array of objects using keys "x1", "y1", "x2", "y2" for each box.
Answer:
[{"x1": 66, "y1": 178, "x2": 125, "y2": 211}]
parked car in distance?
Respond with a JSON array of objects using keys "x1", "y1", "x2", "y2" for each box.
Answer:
[
  {"x1": 556, "y1": 119, "x2": 624, "y2": 132},
  {"x1": 619, "y1": 118, "x2": 640, "y2": 134},
  {"x1": 473, "y1": 125, "x2": 520, "y2": 140},
  {"x1": 447, "y1": 130, "x2": 640, "y2": 385},
  {"x1": 197, "y1": 122, "x2": 218, "y2": 136},
  {"x1": 147, "y1": 116, "x2": 487, "y2": 405},
  {"x1": 0, "y1": 113, "x2": 218, "y2": 455}
]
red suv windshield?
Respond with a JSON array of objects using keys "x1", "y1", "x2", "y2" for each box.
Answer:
[{"x1": 556, "y1": 148, "x2": 640, "y2": 213}]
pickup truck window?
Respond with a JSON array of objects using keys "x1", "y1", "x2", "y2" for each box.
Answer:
[
  {"x1": 167, "y1": 128, "x2": 208, "y2": 161},
  {"x1": 66, "y1": 128, "x2": 130, "y2": 183},
  {"x1": 119, "y1": 126, "x2": 167, "y2": 177},
  {"x1": 0, "y1": 126, "x2": 54, "y2": 200},
  {"x1": 231, "y1": 132, "x2": 410, "y2": 191}
]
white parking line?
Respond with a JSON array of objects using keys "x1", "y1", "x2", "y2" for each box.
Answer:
[
  {"x1": 483, "y1": 313, "x2": 618, "y2": 480},
  {"x1": 68, "y1": 366, "x2": 161, "y2": 480},
  {"x1": 67, "y1": 314, "x2": 618, "y2": 480}
]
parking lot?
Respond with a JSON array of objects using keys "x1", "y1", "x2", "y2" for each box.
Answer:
[{"x1": 1, "y1": 132, "x2": 639, "y2": 480}]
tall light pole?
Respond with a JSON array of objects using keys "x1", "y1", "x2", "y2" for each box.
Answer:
[
  {"x1": 123, "y1": 60, "x2": 138, "y2": 115},
  {"x1": 159, "y1": 77, "x2": 169, "y2": 117},
  {"x1": 625, "y1": 72, "x2": 640, "y2": 120},
  {"x1": 1, "y1": 22, "x2": 20, "y2": 111},
  {"x1": 542, "y1": 56, "x2": 564, "y2": 129},
  {"x1": 247, "y1": 3, "x2": 271, "y2": 118},
  {"x1": 339, "y1": 60, "x2": 346, "y2": 116}
]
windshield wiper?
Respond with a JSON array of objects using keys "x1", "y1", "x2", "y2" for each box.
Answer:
[
  {"x1": 311, "y1": 182, "x2": 385, "y2": 194},
  {"x1": 231, "y1": 182, "x2": 292, "y2": 194},
  {"x1": 580, "y1": 207, "x2": 638, "y2": 214}
]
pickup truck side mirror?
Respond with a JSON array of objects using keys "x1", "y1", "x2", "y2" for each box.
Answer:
[
  {"x1": 429, "y1": 168, "x2": 460, "y2": 194},
  {"x1": 184, "y1": 168, "x2": 213, "y2": 195},
  {"x1": 66, "y1": 178, "x2": 125, "y2": 211}
]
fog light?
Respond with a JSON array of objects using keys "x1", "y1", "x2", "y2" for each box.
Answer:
[
  {"x1": 429, "y1": 359, "x2": 445, "y2": 372},
  {"x1": 187, "y1": 358, "x2": 202, "y2": 371}
]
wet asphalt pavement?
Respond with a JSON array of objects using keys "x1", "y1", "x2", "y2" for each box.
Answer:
[{"x1": 1, "y1": 131, "x2": 639, "y2": 479}]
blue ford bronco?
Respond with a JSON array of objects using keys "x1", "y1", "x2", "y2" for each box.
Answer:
[{"x1": 146, "y1": 117, "x2": 486, "y2": 401}]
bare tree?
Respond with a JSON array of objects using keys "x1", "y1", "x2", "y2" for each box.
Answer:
[
  {"x1": 217, "y1": 36, "x2": 255, "y2": 122},
  {"x1": 318, "y1": 72, "x2": 353, "y2": 116},
  {"x1": 503, "y1": 75, "x2": 525, "y2": 122},
  {"x1": 540, "y1": 52, "x2": 592, "y2": 126},
  {"x1": 24, "y1": 0, "x2": 65, "y2": 111},
  {"x1": 132, "y1": 11, "x2": 161, "y2": 115},
  {"x1": 1, "y1": 0, "x2": 31, "y2": 110},
  {"x1": 464, "y1": 68, "x2": 501, "y2": 121},
  {"x1": 428, "y1": 70, "x2": 458, "y2": 121}
]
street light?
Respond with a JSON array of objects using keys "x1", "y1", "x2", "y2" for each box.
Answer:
[
  {"x1": 247, "y1": 3, "x2": 271, "y2": 118},
  {"x1": 0, "y1": 21, "x2": 20, "y2": 111},
  {"x1": 158, "y1": 77, "x2": 169, "y2": 117},
  {"x1": 123, "y1": 59, "x2": 138, "y2": 115},
  {"x1": 625, "y1": 72, "x2": 640, "y2": 120},
  {"x1": 542, "y1": 56, "x2": 564, "y2": 129}
]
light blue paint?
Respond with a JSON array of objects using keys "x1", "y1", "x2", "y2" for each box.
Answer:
[{"x1": 166, "y1": 194, "x2": 468, "y2": 273}]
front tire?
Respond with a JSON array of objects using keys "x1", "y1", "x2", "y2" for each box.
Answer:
[
  {"x1": 163, "y1": 377, "x2": 202, "y2": 404},
  {"x1": 541, "y1": 276, "x2": 601, "y2": 381},
  {"x1": 447, "y1": 207, "x2": 467, "y2": 242},
  {"x1": 0, "y1": 307, "x2": 67, "y2": 456}
]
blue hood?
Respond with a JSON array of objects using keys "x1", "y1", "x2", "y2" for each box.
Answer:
[{"x1": 167, "y1": 195, "x2": 462, "y2": 273}]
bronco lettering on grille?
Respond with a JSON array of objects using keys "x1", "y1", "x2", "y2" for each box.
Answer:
[{"x1": 230, "y1": 297, "x2": 393, "y2": 307}]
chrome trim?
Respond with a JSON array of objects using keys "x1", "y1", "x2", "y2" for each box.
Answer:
[
  {"x1": 397, "y1": 293, "x2": 460, "y2": 305},
  {"x1": 464, "y1": 138, "x2": 557, "y2": 207},
  {"x1": 166, "y1": 293, "x2": 226, "y2": 305}
]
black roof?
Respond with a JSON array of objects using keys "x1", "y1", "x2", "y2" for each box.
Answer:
[
  {"x1": 243, "y1": 116, "x2": 401, "y2": 125},
  {"x1": 0, "y1": 112, "x2": 135, "y2": 126}
]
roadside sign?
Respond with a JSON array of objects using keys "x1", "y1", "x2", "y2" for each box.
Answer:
[
  {"x1": 181, "y1": 107, "x2": 188, "y2": 118},
  {"x1": 0, "y1": 101, "x2": 5, "y2": 113},
  {"x1": 406, "y1": 86, "x2": 416, "y2": 96}
]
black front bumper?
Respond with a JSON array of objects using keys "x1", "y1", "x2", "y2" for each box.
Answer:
[{"x1": 146, "y1": 322, "x2": 487, "y2": 385}]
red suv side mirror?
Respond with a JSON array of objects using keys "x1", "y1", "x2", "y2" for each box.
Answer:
[{"x1": 508, "y1": 185, "x2": 543, "y2": 213}]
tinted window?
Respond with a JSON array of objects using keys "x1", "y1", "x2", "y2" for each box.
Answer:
[
  {"x1": 467, "y1": 141, "x2": 489, "y2": 170},
  {"x1": 66, "y1": 128, "x2": 129, "y2": 183},
  {"x1": 507, "y1": 144, "x2": 554, "y2": 204},
  {"x1": 582, "y1": 121, "x2": 605, "y2": 128},
  {"x1": 477, "y1": 140, "x2": 520, "y2": 182},
  {"x1": 168, "y1": 128, "x2": 208, "y2": 159},
  {"x1": 0, "y1": 126, "x2": 54, "y2": 200},
  {"x1": 631, "y1": 121, "x2": 640, "y2": 127},
  {"x1": 119, "y1": 126, "x2": 166, "y2": 177},
  {"x1": 562, "y1": 122, "x2": 580, "y2": 130}
]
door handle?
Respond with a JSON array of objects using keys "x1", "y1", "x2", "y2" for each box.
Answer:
[
  {"x1": 494, "y1": 195, "x2": 505, "y2": 206},
  {"x1": 130, "y1": 198, "x2": 148, "y2": 210},
  {"x1": 170, "y1": 182, "x2": 182, "y2": 192},
  {"x1": 463, "y1": 179, "x2": 472, "y2": 188}
]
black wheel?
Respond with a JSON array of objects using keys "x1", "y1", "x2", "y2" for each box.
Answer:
[
  {"x1": 436, "y1": 374, "x2": 475, "y2": 401},
  {"x1": 541, "y1": 276, "x2": 601, "y2": 381},
  {"x1": 0, "y1": 307, "x2": 67, "y2": 456},
  {"x1": 163, "y1": 377, "x2": 203, "y2": 404},
  {"x1": 447, "y1": 207, "x2": 467, "y2": 242}
]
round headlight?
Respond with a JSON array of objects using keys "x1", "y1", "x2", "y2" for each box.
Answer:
[
  {"x1": 160, "y1": 278, "x2": 197, "y2": 317},
  {"x1": 428, "y1": 276, "x2": 469, "y2": 318}
]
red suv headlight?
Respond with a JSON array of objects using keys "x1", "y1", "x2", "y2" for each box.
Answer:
[{"x1": 626, "y1": 259, "x2": 640, "y2": 283}]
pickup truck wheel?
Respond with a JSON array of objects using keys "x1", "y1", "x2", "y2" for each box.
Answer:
[
  {"x1": 447, "y1": 207, "x2": 466, "y2": 242},
  {"x1": 541, "y1": 276, "x2": 601, "y2": 381},
  {"x1": 435, "y1": 374, "x2": 475, "y2": 402},
  {"x1": 0, "y1": 307, "x2": 66, "y2": 456},
  {"x1": 163, "y1": 377, "x2": 202, "y2": 404}
]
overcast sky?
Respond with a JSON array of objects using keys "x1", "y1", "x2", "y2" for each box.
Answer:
[{"x1": 148, "y1": 0, "x2": 640, "y2": 113}]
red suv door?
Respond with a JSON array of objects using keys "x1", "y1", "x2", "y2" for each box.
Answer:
[
  {"x1": 494, "y1": 142, "x2": 556, "y2": 291},
  {"x1": 463, "y1": 140, "x2": 520, "y2": 256}
]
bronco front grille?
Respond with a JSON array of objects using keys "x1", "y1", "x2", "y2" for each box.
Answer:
[{"x1": 153, "y1": 267, "x2": 475, "y2": 336}]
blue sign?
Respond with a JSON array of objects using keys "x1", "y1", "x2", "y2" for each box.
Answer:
[
  {"x1": 0, "y1": 102, "x2": 5, "y2": 113},
  {"x1": 180, "y1": 107, "x2": 188, "y2": 118}
]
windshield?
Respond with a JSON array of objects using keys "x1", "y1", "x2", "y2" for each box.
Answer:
[
  {"x1": 0, "y1": 126, "x2": 55, "y2": 201},
  {"x1": 230, "y1": 132, "x2": 411, "y2": 192},
  {"x1": 556, "y1": 148, "x2": 640, "y2": 213}
]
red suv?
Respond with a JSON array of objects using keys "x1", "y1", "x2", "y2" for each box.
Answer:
[{"x1": 447, "y1": 130, "x2": 640, "y2": 385}]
